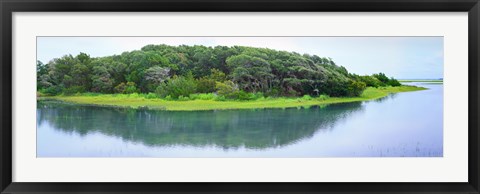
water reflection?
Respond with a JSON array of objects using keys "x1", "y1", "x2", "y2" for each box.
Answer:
[{"x1": 37, "y1": 101, "x2": 363, "y2": 150}]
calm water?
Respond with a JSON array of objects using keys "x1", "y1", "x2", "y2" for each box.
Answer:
[{"x1": 37, "y1": 83, "x2": 443, "y2": 157}]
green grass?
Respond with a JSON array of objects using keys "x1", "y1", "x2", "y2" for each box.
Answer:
[{"x1": 39, "y1": 86, "x2": 426, "y2": 111}]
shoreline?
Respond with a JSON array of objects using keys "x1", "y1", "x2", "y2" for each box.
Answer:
[{"x1": 38, "y1": 86, "x2": 427, "y2": 111}]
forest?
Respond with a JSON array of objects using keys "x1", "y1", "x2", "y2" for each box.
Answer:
[{"x1": 37, "y1": 44, "x2": 401, "y2": 100}]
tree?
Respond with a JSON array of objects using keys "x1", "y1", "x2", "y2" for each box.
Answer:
[
  {"x1": 227, "y1": 54, "x2": 273, "y2": 93},
  {"x1": 144, "y1": 66, "x2": 170, "y2": 91},
  {"x1": 38, "y1": 44, "x2": 401, "y2": 98},
  {"x1": 91, "y1": 66, "x2": 114, "y2": 93},
  {"x1": 373, "y1": 72, "x2": 390, "y2": 85}
]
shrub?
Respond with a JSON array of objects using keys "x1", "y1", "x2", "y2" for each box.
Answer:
[
  {"x1": 265, "y1": 88, "x2": 281, "y2": 97},
  {"x1": 360, "y1": 75, "x2": 383, "y2": 87},
  {"x1": 145, "y1": 92, "x2": 158, "y2": 99},
  {"x1": 387, "y1": 78, "x2": 401, "y2": 87},
  {"x1": 373, "y1": 72, "x2": 390, "y2": 84},
  {"x1": 41, "y1": 86, "x2": 62, "y2": 96},
  {"x1": 189, "y1": 93, "x2": 216, "y2": 100},
  {"x1": 178, "y1": 95, "x2": 190, "y2": 101},
  {"x1": 233, "y1": 90, "x2": 251, "y2": 100},
  {"x1": 302, "y1": 95, "x2": 313, "y2": 100},
  {"x1": 124, "y1": 82, "x2": 138, "y2": 94},
  {"x1": 196, "y1": 77, "x2": 217, "y2": 93},
  {"x1": 254, "y1": 92, "x2": 264, "y2": 99},
  {"x1": 155, "y1": 84, "x2": 169, "y2": 98},
  {"x1": 114, "y1": 82, "x2": 138, "y2": 94},
  {"x1": 62, "y1": 86, "x2": 86, "y2": 95},
  {"x1": 155, "y1": 75, "x2": 197, "y2": 99},
  {"x1": 318, "y1": 94, "x2": 330, "y2": 100},
  {"x1": 216, "y1": 81, "x2": 238, "y2": 97},
  {"x1": 83, "y1": 92, "x2": 101, "y2": 96},
  {"x1": 128, "y1": 93, "x2": 140, "y2": 98},
  {"x1": 347, "y1": 80, "x2": 367, "y2": 97},
  {"x1": 214, "y1": 95, "x2": 226, "y2": 101},
  {"x1": 114, "y1": 82, "x2": 127, "y2": 93}
]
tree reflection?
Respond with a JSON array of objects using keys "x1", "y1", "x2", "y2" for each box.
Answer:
[{"x1": 37, "y1": 101, "x2": 363, "y2": 150}]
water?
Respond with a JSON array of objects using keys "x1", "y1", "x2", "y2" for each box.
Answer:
[{"x1": 37, "y1": 83, "x2": 443, "y2": 157}]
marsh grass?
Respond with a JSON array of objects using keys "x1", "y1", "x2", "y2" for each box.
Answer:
[{"x1": 40, "y1": 86, "x2": 426, "y2": 111}]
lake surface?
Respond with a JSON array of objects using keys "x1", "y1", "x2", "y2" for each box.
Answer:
[{"x1": 37, "y1": 83, "x2": 443, "y2": 157}]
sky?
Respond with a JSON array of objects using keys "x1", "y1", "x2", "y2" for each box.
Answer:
[{"x1": 37, "y1": 37, "x2": 443, "y2": 79}]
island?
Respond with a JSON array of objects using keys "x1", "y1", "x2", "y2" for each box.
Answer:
[{"x1": 37, "y1": 44, "x2": 425, "y2": 111}]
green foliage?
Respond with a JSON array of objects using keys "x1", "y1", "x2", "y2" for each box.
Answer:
[
  {"x1": 37, "y1": 44, "x2": 401, "y2": 99},
  {"x1": 114, "y1": 82, "x2": 138, "y2": 94},
  {"x1": 372, "y1": 72, "x2": 402, "y2": 87},
  {"x1": 114, "y1": 82, "x2": 127, "y2": 93},
  {"x1": 189, "y1": 93, "x2": 216, "y2": 100},
  {"x1": 124, "y1": 82, "x2": 138, "y2": 94},
  {"x1": 178, "y1": 95, "x2": 190, "y2": 101},
  {"x1": 387, "y1": 78, "x2": 402, "y2": 87},
  {"x1": 41, "y1": 86, "x2": 62, "y2": 96},
  {"x1": 63, "y1": 86, "x2": 86, "y2": 95},
  {"x1": 44, "y1": 86, "x2": 426, "y2": 111},
  {"x1": 373, "y1": 72, "x2": 389, "y2": 84},
  {"x1": 196, "y1": 77, "x2": 217, "y2": 93},
  {"x1": 347, "y1": 80, "x2": 367, "y2": 97},
  {"x1": 209, "y1": 68, "x2": 227, "y2": 82},
  {"x1": 155, "y1": 74, "x2": 197, "y2": 99},
  {"x1": 302, "y1": 95, "x2": 313, "y2": 100},
  {"x1": 145, "y1": 92, "x2": 158, "y2": 99},
  {"x1": 359, "y1": 75, "x2": 382, "y2": 87},
  {"x1": 318, "y1": 94, "x2": 330, "y2": 100},
  {"x1": 215, "y1": 81, "x2": 239, "y2": 98}
]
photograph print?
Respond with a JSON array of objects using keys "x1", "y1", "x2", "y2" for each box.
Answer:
[{"x1": 36, "y1": 36, "x2": 443, "y2": 157}]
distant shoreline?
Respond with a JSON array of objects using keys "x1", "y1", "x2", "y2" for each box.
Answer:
[
  {"x1": 38, "y1": 86, "x2": 427, "y2": 111},
  {"x1": 399, "y1": 80, "x2": 443, "y2": 83}
]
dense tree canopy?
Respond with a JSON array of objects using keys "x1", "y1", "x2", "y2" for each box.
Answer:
[{"x1": 37, "y1": 44, "x2": 401, "y2": 99}]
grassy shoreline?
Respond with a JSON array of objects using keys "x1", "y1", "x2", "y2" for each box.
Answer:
[{"x1": 38, "y1": 86, "x2": 426, "y2": 111}]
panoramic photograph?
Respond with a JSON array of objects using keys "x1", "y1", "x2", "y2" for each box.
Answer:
[{"x1": 36, "y1": 37, "x2": 443, "y2": 157}]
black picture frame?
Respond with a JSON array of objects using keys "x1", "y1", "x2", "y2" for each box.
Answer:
[{"x1": 1, "y1": 0, "x2": 479, "y2": 193}]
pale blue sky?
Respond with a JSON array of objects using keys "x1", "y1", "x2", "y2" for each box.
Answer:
[{"x1": 37, "y1": 37, "x2": 443, "y2": 79}]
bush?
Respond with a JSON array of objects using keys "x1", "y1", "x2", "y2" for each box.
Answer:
[
  {"x1": 302, "y1": 95, "x2": 313, "y2": 100},
  {"x1": 196, "y1": 77, "x2": 216, "y2": 93},
  {"x1": 387, "y1": 78, "x2": 401, "y2": 87},
  {"x1": 318, "y1": 94, "x2": 330, "y2": 100},
  {"x1": 114, "y1": 82, "x2": 126, "y2": 93},
  {"x1": 214, "y1": 95, "x2": 226, "y2": 101},
  {"x1": 41, "y1": 86, "x2": 62, "y2": 96},
  {"x1": 347, "y1": 80, "x2": 367, "y2": 97},
  {"x1": 155, "y1": 84, "x2": 168, "y2": 98},
  {"x1": 178, "y1": 95, "x2": 190, "y2": 101},
  {"x1": 216, "y1": 81, "x2": 238, "y2": 97},
  {"x1": 155, "y1": 75, "x2": 197, "y2": 99},
  {"x1": 114, "y1": 82, "x2": 138, "y2": 94},
  {"x1": 233, "y1": 90, "x2": 251, "y2": 100},
  {"x1": 360, "y1": 75, "x2": 383, "y2": 87},
  {"x1": 265, "y1": 88, "x2": 281, "y2": 97},
  {"x1": 189, "y1": 93, "x2": 216, "y2": 100},
  {"x1": 124, "y1": 82, "x2": 138, "y2": 94},
  {"x1": 373, "y1": 72, "x2": 390, "y2": 84},
  {"x1": 62, "y1": 86, "x2": 86, "y2": 95},
  {"x1": 145, "y1": 92, "x2": 158, "y2": 99},
  {"x1": 82, "y1": 92, "x2": 101, "y2": 96},
  {"x1": 128, "y1": 93, "x2": 140, "y2": 98}
]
